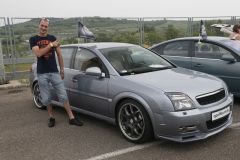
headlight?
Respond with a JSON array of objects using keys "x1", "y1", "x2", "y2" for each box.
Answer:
[
  {"x1": 165, "y1": 92, "x2": 195, "y2": 111},
  {"x1": 223, "y1": 83, "x2": 229, "y2": 96}
]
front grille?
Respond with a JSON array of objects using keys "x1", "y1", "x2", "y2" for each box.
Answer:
[
  {"x1": 206, "y1": 115, "x2": 229, "y2": 130},
  {"x1": 196, "y1": 89, "x2": 225, "y2": 105}
]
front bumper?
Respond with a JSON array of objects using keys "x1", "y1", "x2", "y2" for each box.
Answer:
[{"x1": 153, "y1": 94, "x2": 233, "y2": 142}]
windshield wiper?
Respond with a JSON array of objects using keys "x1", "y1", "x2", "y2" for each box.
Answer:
[
  {"x1": 119, "y1": 66, "x2": 174, "y2": 75},
  {"x1": 151, "y1": 66, "x2": 174, "y2": 71}
]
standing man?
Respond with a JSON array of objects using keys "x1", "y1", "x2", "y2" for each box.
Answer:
[{"x1": 29, "y1": 18, "x2": 83, "y2": 127}]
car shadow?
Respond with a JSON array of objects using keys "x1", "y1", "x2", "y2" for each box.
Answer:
[
  {"x1": 234, "y1": 96, "x2": 240, "y2": 104},
  {"x1": 51, "y1": 105, "x2": 119, "y2": 132}
]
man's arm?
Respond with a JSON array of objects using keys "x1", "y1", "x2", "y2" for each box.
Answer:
[
  {"x1": 32, "y1": 41, "x2": 59, "y2": 57},
  {"x1": 55, "y1": 46, "x2": 65, "y2": 79},
  {"x1": 235, "y1": 35, "x2": 240, "y2": 41}
]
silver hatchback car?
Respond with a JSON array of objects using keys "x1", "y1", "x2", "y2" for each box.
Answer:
[{"x1": 30, "y1": 42, "x2": 233, "y2": 143}]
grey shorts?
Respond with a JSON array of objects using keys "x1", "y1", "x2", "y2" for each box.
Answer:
[{"x1": 37, "y1": 72, "x2": 68, "y2": 106}]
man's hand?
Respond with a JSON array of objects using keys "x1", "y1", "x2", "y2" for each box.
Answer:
[
  {"x1": 52, "y1": 40, "x2": 60, "y2": 48},
  {"x1": 60, "y1": 69, "x2": 64, "y2": 79},
  {"x1": 43, "y1": 40, "x2": 60, "y2": 59},
  {"x1": 48, "y1": 40, "x2": 60, "y2": 48}
]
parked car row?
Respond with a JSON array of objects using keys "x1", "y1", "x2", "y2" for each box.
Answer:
[{"x1": 30, "y1": 41, "x2": 233, "y2": 143}]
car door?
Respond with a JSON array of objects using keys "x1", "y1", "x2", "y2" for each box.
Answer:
[
  {"x1": 66, "y1": 48, "x2": 110, "y2": 116},
  {"x1": 152, "y1": 40, "x2": 192, "y2": 69},
  {"x1": 192, "y1": 41, "x2": 240, "y2": 94}
]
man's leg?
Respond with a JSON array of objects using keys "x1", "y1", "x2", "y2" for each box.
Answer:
[
  {"x1": 38, "y1": 73, "x2": 55, "y2": 127},
  {"x1": 47, "y1": 104, "x2": 54, "y2": 118},
  {"x1": 63, "y1": 101, "x2": 74, "y2": 119},
  {"x1": 63, "y1": 101, "x2": 83, "y2": 126},
  {"x1": 51, "y1": 73, "x2": 83, "y2": 126},
  {"x1": 47, "y1": 105, "x2": 55, "y2": 127}
]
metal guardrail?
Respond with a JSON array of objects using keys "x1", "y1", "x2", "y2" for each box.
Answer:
[
  {"x1": 3, "y1": 57, "x2": 35, "y2": 65},
  {"x1": 3, "y1": 57, "x2": 34, "y2": 80},
  {"x1": 5, "y1": 70, "x2": 30, "y2": 80}
]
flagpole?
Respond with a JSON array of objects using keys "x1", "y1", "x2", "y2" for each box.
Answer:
[{"x1": 77, "y1": 37, "x2": 80, "y2": 50}]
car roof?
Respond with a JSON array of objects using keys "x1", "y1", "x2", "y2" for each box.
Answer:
[
  {"x1": 161, "y1": 36, "x2": 229, "y2": 42},
  {"x1": 150, "y1": 36, "x2": 231, "y2": 48},
  {"x1": 150, "y1": 36, "x2": 240, "y2": 55},
  {"x1": 61, "y1": 42, "x2": 136, "y2": 50}
]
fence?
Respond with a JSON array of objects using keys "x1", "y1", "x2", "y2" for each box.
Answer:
[
  {"x1": 0, "y1": 16, "x2": 239, "y2": 80},
  {"x1": 0, "y1": 38, "x2": 5, "y2": 84}
]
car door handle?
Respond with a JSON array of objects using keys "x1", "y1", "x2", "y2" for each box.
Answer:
[
  {"x1": 72, "y1": 74, "x2": 83, "y2": 82},
  {"x1": 72, "y1": 78, "x2": 78, "y2": 83}
]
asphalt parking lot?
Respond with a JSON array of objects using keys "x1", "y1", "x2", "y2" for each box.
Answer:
[{"x1": 1, "y1": 87, "x2": 240, "y2": 160}]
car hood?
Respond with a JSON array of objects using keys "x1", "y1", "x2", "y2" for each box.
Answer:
[{"x1": 123, "y1": 67, "x2": 224, "y2": 96}]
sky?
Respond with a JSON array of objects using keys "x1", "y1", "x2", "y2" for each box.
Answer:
[{"x1": 0, "y1": 0, "x2": 240, "y2": 18}]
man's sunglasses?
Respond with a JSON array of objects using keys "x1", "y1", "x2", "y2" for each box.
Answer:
[{"x1": 39, "y1": 18, "x2": 50, "y2": 24}]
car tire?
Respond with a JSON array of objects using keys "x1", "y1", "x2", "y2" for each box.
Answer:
[
  {"x1": 32, "y1": 83, "x2": 46, "y2": 110},
  {"x1": 117, "y1": 99, "x2": 153, "y2": 143}
]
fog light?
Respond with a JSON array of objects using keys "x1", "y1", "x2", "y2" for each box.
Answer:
[{"x1": 178, "y1": 125, "x2": 198, "y2": 133}]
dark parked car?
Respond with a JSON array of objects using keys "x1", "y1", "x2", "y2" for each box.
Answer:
[
  {"x1": 150, "y1": 36, "x2": 240, "y2": 96},
  {"x1": 30, "y1": 42, "x2": 233, "y2": 143}
]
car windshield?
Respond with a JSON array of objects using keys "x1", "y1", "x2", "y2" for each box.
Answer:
[
  {"x1": 221, "y1": 39, "x2": 240, "y2": 53},
  {"x1": 100, "y1": 46, "x2": 174, "y2": 75}
]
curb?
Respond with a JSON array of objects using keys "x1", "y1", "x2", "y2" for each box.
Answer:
[{"x1": 0, "y1": 80, "x2": 29, "y2": 90}]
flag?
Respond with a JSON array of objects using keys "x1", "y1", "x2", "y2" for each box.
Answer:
[
  {"x1": 78, "y1": 21, "x2": 95, "y2": 40},
  {"x1": 200, "y1": 20, "x2": 207, "y2": 40}
]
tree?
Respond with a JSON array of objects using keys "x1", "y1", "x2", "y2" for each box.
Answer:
[
  {"x1": 144, "y1": 25, "x2": 155, "y2": 32},
  {"x1": 95, "y1": 33, "x2": 112, "y2": 42},
  {"x1": 112, "y1": 32, "x2": 139, "y2": 44},
  {"x1": 165, "y1": 24, "x2": 179, "y2": 40},
  {"x1": 145, "y1": 31, "x2": 164, "y2": 46}
]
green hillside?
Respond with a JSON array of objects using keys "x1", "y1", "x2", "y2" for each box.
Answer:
[{"x1": 0, "y1": 17, "x2": 188, "y2": 40}]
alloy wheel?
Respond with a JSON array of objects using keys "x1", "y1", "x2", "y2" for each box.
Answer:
[
  {"x1": 33, "y1": 83, "x2": 45, "y2": 109},
  {"x1": 118, "y1": 102, "x2": 145, "y2": 141}
]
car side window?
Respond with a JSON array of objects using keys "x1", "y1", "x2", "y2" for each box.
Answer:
[
  {"x1": 163, "y1": 41, "x2": 189, "y2": 57},
  {"x1": 57, "y1": 47, "x2": 74, "y2": 68},
  {"x1": 74, "y1": 48, "x2": 101, "y2": 72},
  {"x1": 194, "y1": 42, "x2": 233, "y2": 59}
]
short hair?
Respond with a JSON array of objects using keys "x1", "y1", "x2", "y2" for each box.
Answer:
[
  {"x1": 233, "y1": 24, "x2": 240, "y2": 33},
  {"x1": 39, "y1": 18, "x2": 50, "y2": 24}
]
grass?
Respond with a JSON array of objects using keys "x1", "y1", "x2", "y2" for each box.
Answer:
[
  {"x1": 4, "y1": 63, "x2": 32, "y2": 72},
  {"x1": 19, "y1": 78, "x2": 30, "y2": 86}
]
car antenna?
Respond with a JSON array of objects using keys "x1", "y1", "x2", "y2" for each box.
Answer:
[{"x1": 77, "y1": 37, "x2": 81, "y2": 51}]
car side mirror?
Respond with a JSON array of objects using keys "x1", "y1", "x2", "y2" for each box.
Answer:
[
  {"x1": 221, "y1": 54, "x2": 236, "y2": 63},
  {"x1": 85, "y1": 67, "x2": 105, "y2": 78}
]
